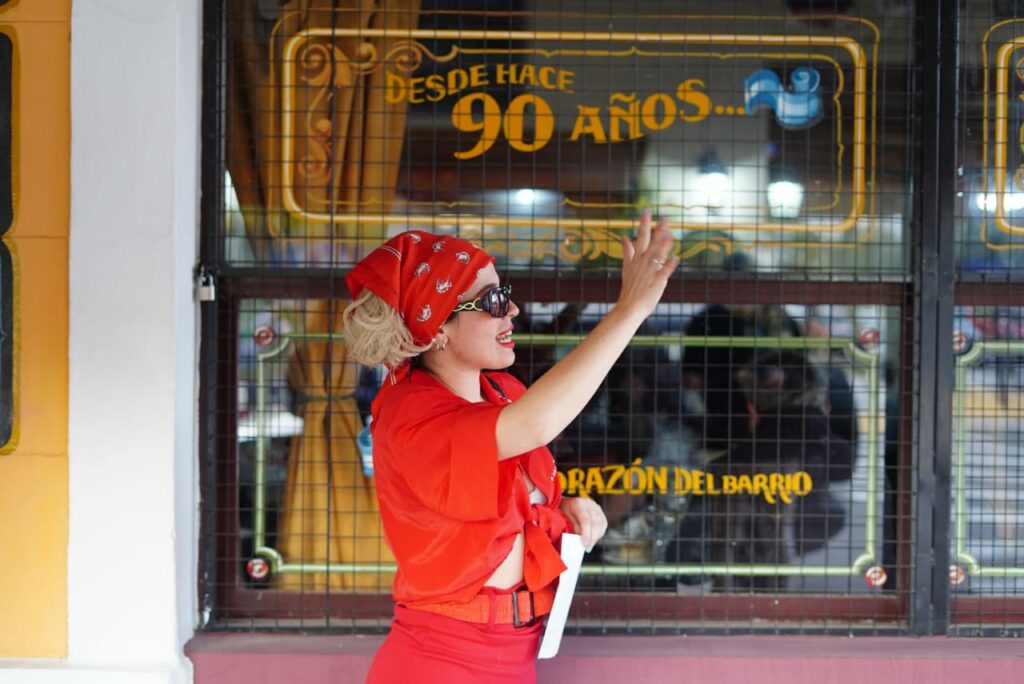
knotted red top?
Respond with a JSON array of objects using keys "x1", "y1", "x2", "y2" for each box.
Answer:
[
  {"x1": 371, "y1": 370, "x2": 571, "y2": 606},
  {"x1": 345, "y1": 230, "x2": 493, "y2": 347}
]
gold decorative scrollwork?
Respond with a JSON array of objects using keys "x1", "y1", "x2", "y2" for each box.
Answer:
[
  {"x1": 350, "y1": 40, "x2": 380, "y2": 73},
  {"x1": 297, "y1": 117, "x2": 332, "y2": 186},
  {"x1": 680, "y1": 236, "x2": 736, "y2": 259},
  {"x1": 497, "y1": 238, "x2": 559, "y2": 262},
  {"x1": 297, "y1": 40, "x2": 380, "y2": 90},
  {"x1": 292, "y1": 39, "x2": 384, "y2": 200},
  {"x1": 559, "y1": 224, "x2": 626, "y2": 261},
  {"x1": 384, "y1": 40, "x2": 425, "y2": 73}
]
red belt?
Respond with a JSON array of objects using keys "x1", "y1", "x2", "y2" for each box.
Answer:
[{"x1": 409, "y1": 584, "x2": 555, "y2": 627}]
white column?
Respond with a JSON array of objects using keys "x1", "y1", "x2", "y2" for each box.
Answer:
[{"x1": 59, "y1": 1, "x2": 199, "y2": 681}]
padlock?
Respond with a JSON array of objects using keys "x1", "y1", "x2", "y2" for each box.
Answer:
[{"x1": 196, "y1": 269, "x2": 216, "y2": 302}]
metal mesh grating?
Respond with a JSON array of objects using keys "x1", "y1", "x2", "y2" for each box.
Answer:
[{"x1": 196, "y1": 0, "x2": 1022, "y2": 636}]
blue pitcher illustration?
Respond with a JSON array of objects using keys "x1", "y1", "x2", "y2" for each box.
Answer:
[{"x1": 744, "y1": 67, "x2": 823, "y2": 129}]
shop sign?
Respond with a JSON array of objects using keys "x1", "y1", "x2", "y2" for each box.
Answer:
[
  {"x1": 982, "y1": 20, "x2": 1024, "y2": 250},
  {"x1": 277, "y1": 18, "x2": 879, "y2": 260}
]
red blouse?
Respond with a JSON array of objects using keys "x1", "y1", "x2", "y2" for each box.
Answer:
[{"x1": 370, "y1": 369, "x2": 571, "y2": 606}]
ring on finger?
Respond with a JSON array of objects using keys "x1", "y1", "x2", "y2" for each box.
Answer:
[{"x1": 652, "y1": 259, "x2": 666, "y2": 266}]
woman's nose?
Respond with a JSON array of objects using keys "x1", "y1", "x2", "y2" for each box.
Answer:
[{"x1": 508, "y1": 300, "x2": 520, "y2": 318}]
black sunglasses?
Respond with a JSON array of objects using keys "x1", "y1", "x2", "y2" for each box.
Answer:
[{"x1": 452, "y1": 284, "x2": 513, "y2": 318}]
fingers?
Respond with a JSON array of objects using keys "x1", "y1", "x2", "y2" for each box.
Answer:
[
  {"x1": 626, "y1": 214, "x2": 675, "y2": 266},
  {"x1": 660, "y1": 256, "x2": 682, "y2": 280},
  {"x1": 576, "y1": 510, "x2": 593, "y2": 550},
  {"x1": 621, "y1": 237, "x2": 635, "y2": 263},
  {"x1": 592, "y1": 500, "x2": 608, "y2": 544},
  {"x1": 585, "y1": 501, "x2": 608, "y2": 552},
  {"x1": 617, "y1": 213, "x2": 678, "y2": 314},
  {"x1": 565, "y1": 498, "x2": 608, "y2": 552},
  {"x1": 641, "y1": 218, "x2": 677, "y2": 275},
  {"x1": 634, "y1": 209, "x2": 653, "y2": 254},
  {"x1": 652, "y1": 217, "x2": 674, "y2": 254}
]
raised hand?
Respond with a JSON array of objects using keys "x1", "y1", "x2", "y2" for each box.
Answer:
[
  {"x1": 495, "y1": 213, "x2": 680, "y2": 459},
  {"x1": 617, "y1": 210, "x2": 679, "y2": 319}
]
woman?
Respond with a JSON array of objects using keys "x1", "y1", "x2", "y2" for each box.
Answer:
[{"x1": 345, "y1": 213, "x2": 678, "y2": 683}]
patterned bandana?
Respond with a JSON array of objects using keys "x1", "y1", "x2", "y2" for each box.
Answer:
[{"x1": 345, "y1": 230, "x2": 495, "y2": 348}]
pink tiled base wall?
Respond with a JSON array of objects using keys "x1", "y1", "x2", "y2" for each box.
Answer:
[{"x1": 187, "y1": 634, "x2": 1024, "y2": 683}]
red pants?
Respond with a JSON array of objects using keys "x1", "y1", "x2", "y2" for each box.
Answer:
[{"x1": 365, "y1": 600, "x2": 544, "y2": 684}]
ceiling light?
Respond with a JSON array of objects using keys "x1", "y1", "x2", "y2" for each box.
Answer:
[{"x1": 767, "y1": 180, "x2": 804, "y2": 218}]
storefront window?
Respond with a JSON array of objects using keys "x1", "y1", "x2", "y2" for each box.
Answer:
[{"x1": 200, "y1": 0, "x2": 1024, "y2": 635}]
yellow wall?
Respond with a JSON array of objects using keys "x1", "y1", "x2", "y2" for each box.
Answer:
[{"x1": 0, "y1": 0, "x2": 70, "y2": 658}]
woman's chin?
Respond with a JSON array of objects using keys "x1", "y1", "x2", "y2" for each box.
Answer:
[{"x1": 497, "y1": 349, "x2": 516, "y2": 368}]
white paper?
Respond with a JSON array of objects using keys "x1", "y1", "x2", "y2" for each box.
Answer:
[{"x1": 537, "y1": 533, "x2": 585, "y2": 659}]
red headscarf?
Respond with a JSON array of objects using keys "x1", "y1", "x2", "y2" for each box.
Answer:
[{"x1": 345, "y1": 230, "x2": 494, "y2": 348}]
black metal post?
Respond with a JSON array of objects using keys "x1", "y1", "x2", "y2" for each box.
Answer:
[
  {"x1": 196, "y1": 0, "x2": 226, "y2": 629},
  {"x1": 913, "y1": 0, "x2": 957, "y2": 635}
]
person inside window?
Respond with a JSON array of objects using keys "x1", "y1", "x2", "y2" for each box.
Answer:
[{"x1": 344, "y1": 213, "x2": 678, "y2": 683}]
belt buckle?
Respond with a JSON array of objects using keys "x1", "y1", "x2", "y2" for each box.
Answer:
[{"x1": 511, "y1": 587, "x2": 536, "y2": 628}]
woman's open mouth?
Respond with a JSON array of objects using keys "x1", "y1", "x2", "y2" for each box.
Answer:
[{"x1": 496, "y1": 328, "x2": 514, "y2": 348}]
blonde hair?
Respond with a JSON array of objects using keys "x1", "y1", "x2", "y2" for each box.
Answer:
[{"x1": 343, "y1": 290, "x2": 432, "y2": 368}]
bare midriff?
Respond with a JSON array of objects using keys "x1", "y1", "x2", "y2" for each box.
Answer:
[
  {"x1": 484, "y1": 531, "x2": 526, "y2": 589},
  {"x1": 483, "y1": 471, "x2": 545, "y2": 589}
]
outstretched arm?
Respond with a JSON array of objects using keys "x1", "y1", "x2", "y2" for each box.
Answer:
[{"x1": 495, "y1": 212, "x2": 679, "y2": 459}]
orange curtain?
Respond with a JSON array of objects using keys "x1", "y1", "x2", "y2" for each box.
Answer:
[
  {"x1": 226, "y1": 0, "x2": 421, "y2": 255},
  {"x1": 277, "y1": 301, "x2": 393, "y2": 590},
  {"x1": 226, "y1": 0, "x2": 420, "y2": 589}
]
